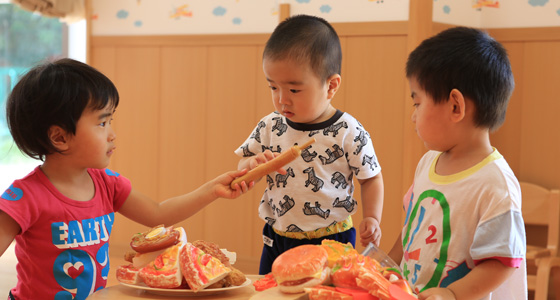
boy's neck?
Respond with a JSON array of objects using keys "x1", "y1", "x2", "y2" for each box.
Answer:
[
  {"x1": 435, "y1": 129, "x2": 493, "y2": 176},
  {"x1": 41, "y1": 158, "x2": 95, "y2": 202}
]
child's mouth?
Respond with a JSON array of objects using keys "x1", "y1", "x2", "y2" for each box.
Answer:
[{"x1": 283, "y1": 111, "x2": 294, "y2": 118}]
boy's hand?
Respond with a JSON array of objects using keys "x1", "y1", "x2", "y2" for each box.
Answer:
[
  {"x1": 418, "y1": 287, "x2": 456, "y2": 300},
  {"x1": 213, "y1": 169, "x2": 254, "y2": 199},
  {"x1": 249, "y1": 150, "x2": 287, "y2": 175},
  {"x1": 359, "y1": 217, "x2": 381, "y2": 247}
]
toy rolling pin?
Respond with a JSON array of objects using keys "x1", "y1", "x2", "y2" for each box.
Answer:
[{"x1": 231, "y1": 138, "x2": 316, "y2": 188}]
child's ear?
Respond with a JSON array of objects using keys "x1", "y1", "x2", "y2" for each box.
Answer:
[
  {"x1": 449, "y1": 89, "x2": 466, "y2": 122},
  {"x1": 326, "y1": 74, "x2": 341, "y2": 99},
  {"x1": 48, "y1": 125, "x2": 70, "y2": 151}
]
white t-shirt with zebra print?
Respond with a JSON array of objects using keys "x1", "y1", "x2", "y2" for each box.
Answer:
[{"x1": 235, "y1": 110, "x2": 381, "y2": 233}]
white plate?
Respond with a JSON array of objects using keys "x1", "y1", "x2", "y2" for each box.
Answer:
[{"x1": 120, "y1": 278, "x2": 252, "y2": 297}]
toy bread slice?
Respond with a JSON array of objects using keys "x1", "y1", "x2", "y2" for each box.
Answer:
[{"x1": 180, "y1": 243, "x2": 232, "y2": 292}]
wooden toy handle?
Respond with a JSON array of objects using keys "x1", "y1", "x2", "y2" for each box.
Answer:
[{"x1": 230, "y1": 138, "x2": 316, "y2": 188}]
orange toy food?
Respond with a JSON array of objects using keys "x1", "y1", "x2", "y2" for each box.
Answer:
[
  {"x1": 117, "y1": 226, "x2": 246, "y2": 291},
  {"x1": 179, "y1": 242, "x2": 232, "y2": 291},
  {"x1": 271, "y1": 244, "x2": 329, "y2": 294},
  {"x1": 321, "y1": 239, "x2": 359, "y2": 269},
  {"x1": 115, "y1": 264, "x2": 141, "y2": 285},
  {"x1": 304, "y1": 286, "x2": 354, "y2": 300},
  {"x1": 117, "y1": 227, "x2": 187, "y2": 288},
  {"x1": 138, "y1": 243, "x2": 183, "y2": 289},
  {"x1": 253, "y1": 273, "x2": 277, "y2": 291},
  {"x1": 331, "y1": 253, "x2": 381, "y2": 289},
  {"x1": 192, "y1": 240, "x2": 231, "y2": 267},
  {"x1": 355, "y1": 268, "x2": 393, "y2": 300},
  {"x1": 230, "y1": 138, "x2": 316, "y2": 188}
]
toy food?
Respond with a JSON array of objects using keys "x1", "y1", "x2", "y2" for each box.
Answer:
[
  {"x1": 179, "y1": 242, "x2": 232, "y2": 291},
  {"x1": 230, "y1": 138, "x2": 316, "y2": 188},
  {"x1": 304, "y1": 285, "x2": 354, "y2": 300},
  {"x1": 271, "y1": 244, "x2": 330, "y2": 294},
  {"x1": 138, "y1": 243, "x2": 183, "y2": 288},
  {"x1": 116, "y1": 225, "x2": 246, "y2": 291},
  {"x1": 331, "y1": 253, "x2": 380, "y2": 289},
  {"x1": 192, "y1": 239, "x2": 231, "y2": 267},
  {"x1": 117, "y1": 226, "x2": 187, "y2": 288},
  {"x1": 115, "y1": 264, "x2": 141, "y2": 285},
  {"x1": 263, "y1": 240, "x2": 416, "y2": 299},
  {"x1": 321, "y1": 239, "x2": 359, "y2": 269},
  {"x1": 130, "y1": 225, "x2": 181, "y2": 253},
  {"x1": 253, "y1": 273, "x2": 278, "y2": 291}
]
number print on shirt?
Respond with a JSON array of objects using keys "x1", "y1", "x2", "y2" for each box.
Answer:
[
  {"x1": 54, "y1": 249, "x2": 96, "y2": 300},
  {"x1": 96, "y1": 243, "x2": 110, "y2": 280},
  {"x1": 426, "y1": 225, "x2": 437, "y2": 244},
  {"x1": 402, "y1": 189, "x2": 451, "y2": 292}
]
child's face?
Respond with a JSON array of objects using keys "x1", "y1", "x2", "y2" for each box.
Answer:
[
  {"x1": 65, "y1": 103, "x2": 117, "y2": 169},
  {"x1": 263, "y1": 58, "x2": 336, "y2": 124},
  {"x1": 409, "y1": 77, "x2": 452, "y2": 151}
]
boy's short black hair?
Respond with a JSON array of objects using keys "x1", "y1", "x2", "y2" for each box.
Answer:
[
  {"x1": 406, "y1": 26, "x2": 514, "y2": 131},
  {"x1": 6, "y1": 58, "x2": 119, "y2": 161},
  {"x1": 263, "y1": 14, "x2": 342, "y2": 82}
]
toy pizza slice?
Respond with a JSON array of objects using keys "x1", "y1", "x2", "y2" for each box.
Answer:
[
  {"x1": 180, "y1": 242, "x2": 232, "y2": 292},
  {"x1": 116, "y1": 264, "x2": 142, "y2": 285},
  {"x1": 138, "y1": 243, "x2": 183, "y2": 288}
]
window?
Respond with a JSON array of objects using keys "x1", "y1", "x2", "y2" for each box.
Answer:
[{"x1": 0, "y1": 3, "x2": 86, "y2": 189}]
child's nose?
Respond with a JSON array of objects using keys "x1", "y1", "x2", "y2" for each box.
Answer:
[
  {"x1": 108, "y1": 129, "x2": 116, "y2": 141},
  {"x1": 411, "y1": 111, "x2": 416, "y2": 123},
  {"x1": 278, "y1": 92, "x2": 289, "y2": 104}
]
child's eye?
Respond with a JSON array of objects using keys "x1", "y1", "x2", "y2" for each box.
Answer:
[
  {"x1": 269, "y1": 86, "x2": 277, "y2": 91},
  {"x1": 290, "y1": 89, "x2": 300, "y2": 94},
  {"x1": 100, "y1": 122, "x2": 106, "y2": 127}
]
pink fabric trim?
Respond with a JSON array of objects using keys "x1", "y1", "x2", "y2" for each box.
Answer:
[
  {"x1": 473, "y1": 256, "x2": 524, "y2": 268},
  {"x1": 403, "y1": 184, "x2": 414, "y2": 211}
]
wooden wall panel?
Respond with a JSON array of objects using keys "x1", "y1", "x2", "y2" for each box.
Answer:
[
  {"x1": 490, "y1": 38, "x2": 560, "y2": 191},
  {"x1": 107, "y1": 47, "x2": 161, "y2": 251},
  {"x1": 255, "y1": 45, "x2": 273, "y2": 117},
  {"x1": 90, "y1": 47, "x2": 116, "y2": 84},
  {"x1": 113, "y1": 47, "x2": 160, "y2": 199},
  {"x1": 204, "y1": 45, "x2": 262, "y2": 271},
  {"x1": 247, "y1": 45, "x2": 275, "y2": 266},
  {"x1": 90, "y1": 24, "x2": 560, "y2": 278},
  {"x1": 159, "y1": 47, "x2": 208, "y2": 242},
  {"x1": 518, "y1": 41, "x2": 560, "y2": 188},
  {"x1": 343, "y1": 35, "x2": 408, "y2": 252}
]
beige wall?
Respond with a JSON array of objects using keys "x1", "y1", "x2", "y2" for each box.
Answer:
[
  {"x1": 90, "y1": 20, "x2": 560, "y2": 278},
  {"x1": 488, "y1": 27, "x2": 560, "y2": 189}
]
